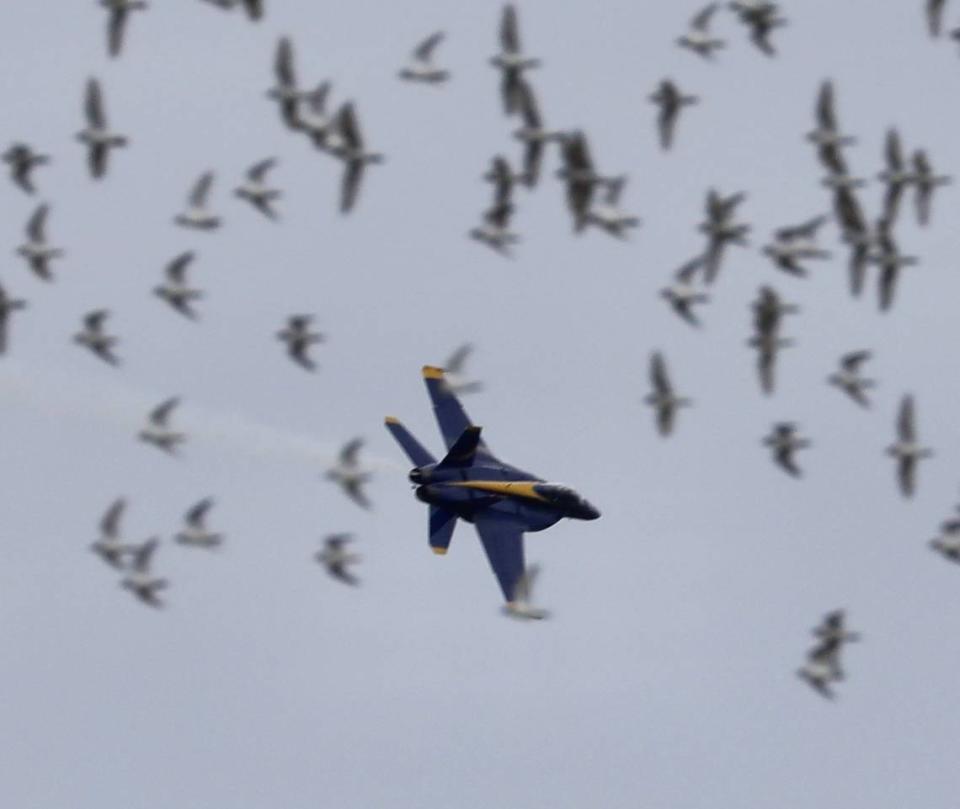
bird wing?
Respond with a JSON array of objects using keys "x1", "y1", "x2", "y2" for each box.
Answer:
[
  {"x1": 247, "y1": 158, "x2": 276, "y2": 182},
  {"x1": 85, "y1": 78, "x2": 106, "y2": 128},
  {"x1": 815, "y1": 80, "x2": 837, "y2": 131},
  {"x1": 444, "y1": 343, "x2": 473, "y2": 375},
  {"x1": 691, "y1": 3, "x2": 717, "y2": 31},
  {"x1": 840, "y1": 350, "x2": 870, "y2": 372},
  {"x1": 150, "y1": 396, "x2": 180, "y2": 427},
  {"x1": 776, "y1": 215, "x2": 827, "y2": 242},
  {"x1": 885, "y1": 129, "x2": 904, "y2": 171},
  {"x1": 650, "y1": 352, "x2": 671, "y2": 395},
  {"x1": 275, "y1": 37, "x2": 296, "y2": 87},
  {"x1": 26, "y1": 203, "x2": 48, "y2": 241},
  {"x1": 500, "y1": 4, "x2": 520, "y2": 53},
  {"x1": 100, "y1": 497, "x2": 126, "y2": 538},
  {"x1": 675, "y1": 255, "x2": 705, "y2": 283},
  {"x1": 189, "y1": 172, "x2": 214, "y2": 207},
  {"x1": 414, "y1": 30, "x2": 444, "y2": 62},
  {"x1": 132, "y1": 538, "x2": 158, "y2": 573},
  {"x1": 242, "y1": 0, "x2": 264, "y2": 21},
  {"x1": 107, "y1": 8, "x2": 128, "y2": 58},
  {"x1": 340, "y1": 160, "x2": 364, "y2": 214},
  {"x1": 516, "y1": 78, "x2": 542, "y2": 129},
  {"x1": 337, "y1": 102, "x2": 363, "y2": 150},
  {"x1": 84, "y1": 309, "x2": 109, "y2": 331},
  {"x1": 166, "y1": 251, "x2": 194, "y2": 283},
  {"x1": 897, "y1": 395, "x2": 915, "y2": 442},
  {"x1": 185, "y1": 498, "x2": 213, "y2": 528},
  {"x1": 339, "y1": 437, "x2": 364, "y2": 466}
]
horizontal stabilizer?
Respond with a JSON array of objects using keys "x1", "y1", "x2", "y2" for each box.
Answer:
[
  {"x1": 429, "y1": 506, "x2": 457, "y2": 554},
  {"x1": 437, "y1": 426, "x2": 483, "y2": 468},
  {"x1": 384, "y1": 417, "x2": 436, "y2": 467}
]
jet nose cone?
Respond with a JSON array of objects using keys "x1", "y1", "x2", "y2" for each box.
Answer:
[{"x1": 581, "y1": 502, "x2": 601, "y2": 520}]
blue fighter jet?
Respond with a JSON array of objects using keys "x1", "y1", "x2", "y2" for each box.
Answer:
[{"x1": 384, "y1": 366, "x2": 600, "y2": 609}]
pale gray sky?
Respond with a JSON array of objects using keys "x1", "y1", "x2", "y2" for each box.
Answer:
[{"x1": 3, "y1": 1, "x2": 960, "y2": 807}]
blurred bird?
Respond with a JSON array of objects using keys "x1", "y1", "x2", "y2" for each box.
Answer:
[
  {"x1": 700, "y1": 189, "x2": 750, "y2": 284},
  {"x1": 0, "y1": 283, "x2": 27, "y2": 355},
  {"x1": 649, "y1": 79, "x2": 698, "y2": 151},
  {"x1": 763, "y1": 423, "x2": 809, "y2": 477},
  {"x1": 154, "y1": 252, "x2": 202, "y2": 320},
  {"x1": 175, "y1": 171, "x2": 221, "y2": 230},
  {"x1": 326, "y1": 438, "x2": 372, "y2": 509},
  {"x1": 584, "y1": 176, "x2": 641, "y2": 239},
  {"x1": 797, "y1": 638, "x2": 841, "y2": 700},
  {"x1": 91, "y1": 498, "x2": 137, "y2": 569},
  {"x1": 912, "y1": 149, "x2": 951, "y2": 226},
  {"x1": 886, "y1": 394, "x2": 932, "y2": 498},
  {"x1": 735, "y1": 4, "x2": 787, "y2": 56},
  {"x1": 871, "y1": 219, "x2": 917, "y2": 312},
  {"x1": 812, "y1": 610, "x2": 862, "y2": 647},
  {"x1": 557, "y1": 131, "x2": 619, "y2": 233},
  {"x1": 443, "y1": 344, "x2": 484, "y2": 395},
  {"x1": 120, "y1": 538, "x2": 168, "y2": 608},
  {"x1": 315, "y1": 534, "x2": 362, "y2": 586},
  {"x1": 175, "y1": 498, "x2": 223, "y2": 549},
  {"x1": 76, "y1": 78, "x2": 128, "y2": 179},
  {"x1": 660, "y1": 256, "x2": 710, "y2": 327},
  {"x1": 512, "y1": 79, "x2": 563, "y2": 187},
  {"x1": 749, "y1": 330, "x2": 792, "y2": 395},
  {"x1": 644, "y1": 352, "x2": 691, "y2": 437},
  {"x1": 483, "y1": 154, "x2": 527, "y2": 193},
  {"x1": 807, "y1": 80, "x2": 856, "y2": 152},
  {"x1": 399, "y1": 31, "x2": 450, "y2": 83},
  {"x1": 502, "y1": 563, "x2": 550, "y2": 620},
  {"x1": 877, "y1": 129, "x2": 916, "y2": 224},
  {"x1": 677, "y1": 4, "x2": 726, "y2": 59},
  {"x1": 828, "y1": 351, "x2": 875, "y2": 408},
  {"x1": 490, "y1": 4, "x2": 541, "y2": 115},
  {"x1": 100, "y1": 0, "x2": 147, "y2": 58},
  {"x1": 74, "y1": 310, "x2": 120, "y2": 366},
  {"x1": 297, "y1": 82, "x2": 334, "y2": 147},
  {"x1": 763, "y1": 215, "x2": 831, "y2": 277},
  {"x1": 138, "y1": 397, "x2": 186, "y2": 455},
  {"x1": 832, "y1": 185, "x2": 871, "y2": 296},
  {"x1": 471, "y1": 164, "x2": 519, "y2": 255},
  {"x1": 927, "y1": 0, "x2": 947, "y2": 36},
  {"x1": 277, "y1": 315, "x2": 325, "y2": 371},
  {"x1": 2, "y1": 143, "x2": 49, "y2": 194},
  {"x1": 930, "y1": 519, "x2": 960, "y2": 563},
  {"x1": 329, "y1": 103, "x2": 384, "y2": 214},
  {"x1": 235, "y1": 158, "x2": 281, "y2": 220},
  {"x1": 198, "y1": 0, "x2": 262, "y2": 17},
  {"x1": 267, "y1": 37, "x2": 303, "y2": 130},
  {"x1": 17, "y1": 204, "x2": 63, "y2": 282}
]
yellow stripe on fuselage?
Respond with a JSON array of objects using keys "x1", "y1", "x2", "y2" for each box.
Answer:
[{"x1": 448, "y1": 480, "x2": 548, "y2": 503}]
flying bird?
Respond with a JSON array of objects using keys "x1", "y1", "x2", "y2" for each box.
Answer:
[
  {"x1": 74, "y1": 310, "x2": 120, "y2": 366},
  {"x1": 235, "y1": 158, "x2": 281, "y2": 220},
  {"x1": 277, "y1": 315, "x2": 325, "y2": 371},
  {"x1": 871, "y1": 219, "x2": 917, "y2": 312},
  {"x1": 490, "y1": 4, "x2": 541, "y2": 115},
  {"x1": 912, "y1": 149, "x2": 951, "y2": 226},
  {"x1": 512, "y1": 79, "x2": 563, "y2": 187},
  {"x1": 677, "y1": 4, "x2": 726, "y2": 59},
  {"x1": 700, "y1": 189, "x2": 750, "y2": 284},
  {"x1": 660, "y1": 256, "x2": 710, "y2": 327},
  {"x1": 644, "y1": 352, "x2": 691, "y2": 437},
  {"x1": 886, "y1": 395, "x2": 932, "y2": 498},
  {"x1": 329, "y1": 103, "x2": 384, "y2": 214},
  {"x1": 17, "y1": 203, "x2": 63, "y2": 282},
  {"x1": 930, "y1": 519, "x2": 960, "y2": 563},
  {"x1": 583, "y1": 176, "x2": 641, "y2": 239},
  {"x1": 325, "y1": 438, "x2": 372, "y2": 509},
  {"x1": 763, "y1": 215, "x2": 831, "y2": 277},
  {"x1": 2, "y1": 143, "x2": 49, "y2": 194},
  {"x1": 315, "y1": 534, "x2": 362, "y2": 586},
  {"x1": 398, "y1": 31, "x2": 450, "y2": 83},
  {"x1": 812, "y1": 610, "x2": 862, "y2": 647},
  {"x1": 267, "y1": 37, "x2": 302, "y2": 130},
  {"x1": 154, "y1": 252, "x2": 202, "y2": 320},
  {"x1": 797, "y1": 638, "x2": 842, "y2": 700},
  {"x1": 175, "y1": 171, "x2": 221, "y2": 230},
  {"x1": 877, "y1": 129, "x2": 916, "y2": 224},
  {"x1": 649, "y1": 79, "x2": 698, "y2": 151},
  {"x1": 443, "y1": 344, "x2": 484, "y2": 395},
  {"x1": 120, "y1": 538, "x2": 168, "y2": 608},
  {"x1": 927, "y1": 0, "x2": 947, "y2": 36},
  {"x1": 732, "y1": 3, "x2": 787, "y2": 56},
  {"x1": 91, "y1": 497, "x2": 137, "y2": 569},
  {"x1": 100, "y1": 0, "x2": 147, "y2": 58},
  {"x1": 828, "y1": 351, "x2": 875, "y2": 408},
  {"x1": 763, "y1": 423, "x2": 809, "y2": 477},
  {"x1": 76, "y1": 78, "x2": 128, "y2": 179},
  {"x1": 175, "y1": 498, "x2": 223, "y2": 549},
  {"x1": 0, "y1": 283, "x2": 27, "y2": 355},
  {"x1": 138, "y1": 397, "x2": 186, "y2": 455}
]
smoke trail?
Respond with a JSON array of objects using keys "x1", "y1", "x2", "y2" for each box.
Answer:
[{"x1": 0, "y1": 360, "x2": 405, "y2": 472}]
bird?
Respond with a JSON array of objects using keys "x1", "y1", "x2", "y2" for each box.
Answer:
[
  {"x1": 700, "y1": 189, "x2": 750, "y2": 284},
  {"x1": 644, "y1": 352, "x2": 690, "y2": 437},
  {"x1": 502, "y1": 563, "x2": 550, "y2": 620},
  {"x1": 930, "y1": 519, "x2": 960, "y2": 563},
  {"x1": 512, "y1": 79, "x2": 563, "y2": 188},
  {"x1": 763, "y1": 215, "x2": 831, "y2": 277},
  {"x1": 660, "y1": 256, "x2": 710, "y2": 327},
  {"x1": 315, "y1": 534, "x2": 362, "y2": 586},
  {"x1": 557, "y1": 131, "x2": 619, "y2": 233},
  {"x1": 175, "y1": 498, "x2": 223, "y2": 549},
  {"x1": 277, "y1": 315, "x2": 325, "y2": 371},
  {"x1": 877, "y1": 129, "x2": 916, "y2": 225},
  {"x1": 807, "y1": 80, "x2": 856, "y2": 152},
  {"x1": 871, "y1": 219, "x2": 917, "y2": 312},
  {"x1": 91, "y1": 497, "x2": 137, "y2": 569},
  {"x1": 17, "y1": 204, "x2": 63, "y2": 282},
  {"x1": 812, "y1": 610, "x2": 862, "y2": 648},
  {"x1": 328, "y1": 103, "x2": 384, "y2": 214},
  {"x1": 828, "y1": 351, "x2": 875, "y2": 408},
  {"x1": 752, "y1": 286, "x2": 798, "y2": 335},
  {"x1": 325, "y1": 438, "x2": 372, "y2": 509},
  {"x1": 297, "y1": 82, "x2": 335, "y2": 147},
  {"x1": 175, "y1": 171, "x2": 221, "y2": 230},
  {"x1": 100, "y1": 0, "x2": 147, "y2": 58},
  {"x1": 583, "y1": 176, "x2": 641, "y2": 239},
  {"x1": 649, "y1": 79, "x2": 698, "y2": 151},
  {"x1": 76, "y1": 78, "x2": 128, "y2": 179},
  {"x1": 138, "y1": 397, "x2": 186, "y2": 455},
  {"x1": 927, "y1": 0, "x2": 947, "y2": 36},
  {"x1": 749, "y1": 330, "x2": 792, "y2": 395},
  {"x1": 832, "y1": 185, "x2": 871, "y2": 296},
  {"x1": 763, "y1": 423, "x2": 809, "y2": 477},
  {"x1": 470, "y1": 199, "x2": 520, "y2": 256},
  {"x1": 677, "y1": 4, "x2": 726, "y2": 59},
  {"x1": 490, "y1": 4, "x2": 541, "y2": 115},
  {"x1": 74, "y1": 310, "x2": 120, "y2": 366},
  {"x1": 120, "y1": 538, "x2": 168, "y2": 608},
  {"x1": 443, "y1": 344, "x2": 484, "y2": 395},
  {"x1": 482, "y1": 154, "x2": 526, "y2": 194},
  {"x1": 398, "y1": 31, "x2": 450, "y2": 83},
  {"x1": 267, "y1": 37, "x2": 303, "y2": 130},
  {"x1": 797, "y1": 638, "x2": 842, "y2": 700},
  {"x1": 912, "y1": 149, "x2": 951, "y2": 226},
  {"x1": 238, "y1": 0, "x2": 263, "y2": 20},
  {"x1": 0, "y1": 283, "x2": 27, "y2": 355},
  {"x1": 734, "y1": 3, "x2": 787, "y2": 56},
  {"x1": 2, "y1": 143, "x2": 49, "y2": 194},
  {"x1": 154, "y1": 252, "x2": 202, "y2": 320},
  {"x1": 886, "y1": 394, "x2": 932, "y2": 498},
  {"x1": 234, "y1": 158, "x2": 281, "y2": 220}
]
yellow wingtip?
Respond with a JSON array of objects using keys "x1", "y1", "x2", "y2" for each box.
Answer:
[
  {"x1": 384, "y1": 416, "x2": 400, "y2": 425},
  {"x1": 431, "y1": 547, "x2": 448, "y2": 555},
  {"x1": 422, "y1": 365, "x2": 445, "y2": 379}
]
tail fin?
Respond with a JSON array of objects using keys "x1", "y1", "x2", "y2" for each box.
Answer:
[
  {"x1": 384, "y1": 417, "x2": 436, "y2": 467},
  {"x1": 429, "y1": 506, "x2": 457, "y2": 555},
  {"x1": 437, "y1": 426, "x2": 482, "y2": 468}
]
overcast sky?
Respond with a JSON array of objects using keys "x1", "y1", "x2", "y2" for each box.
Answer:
[{"x1": 4, "y1": 1, "x2": 960, "y2": 807}]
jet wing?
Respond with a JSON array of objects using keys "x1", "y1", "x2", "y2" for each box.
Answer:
[
  {"x1": 473, "y1": 510, "x2": 526, "y2": 604},
  {"x1": 422, "y1": 365, "x2": 496, "y2": 459}
]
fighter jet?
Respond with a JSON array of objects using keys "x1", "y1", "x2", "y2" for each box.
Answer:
[
  {"x1": 315, "y1": 534, "x2": 362, "y2": 586},
  {"x1": 828, "y1": 351, "x2": 875, "y2": 408},
  {"x1": 17, "y1": 204, "x2": 63, "y2": 282},
  {"x1": 175, "y1": 498, "x2": 223, "y2": 549},
  {"x1": 138, "y1": 397, "x2": 186, "y2": 455},
  {"x1": 384, "y1": 366, "x2": 600, "y2": 609},
  {"x1": 325, "y1": 438, "x2": 372, "y2": 509},
  {"x1": 886, "y1": 394, "x2": 932, "y2": 498},
  {"x1": 120, "y1": 538, "x2": 168, "y2": 608},
  {"x1": 644, "y1": 352, "x2": 691, "y2": 437}
]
